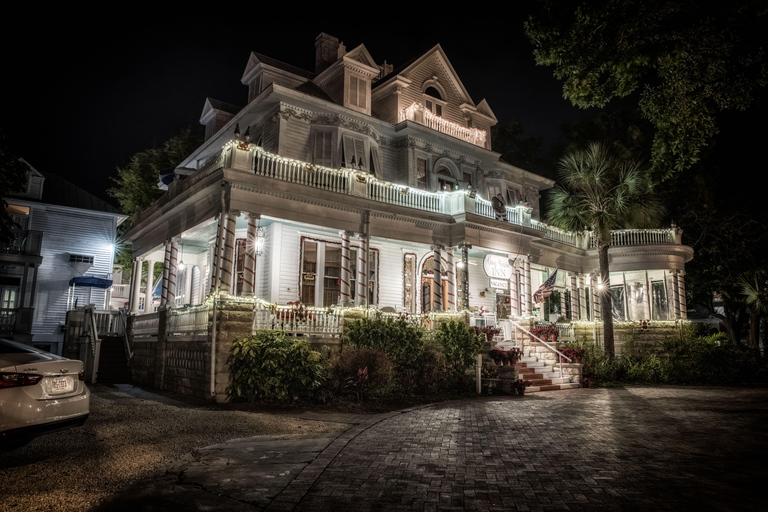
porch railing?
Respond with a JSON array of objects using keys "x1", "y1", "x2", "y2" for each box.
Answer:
[
  {"x1": 168, "y1": 305, "x2": 210, "y2": 335},
  {"x1": 133, "y1": 312, "x2": 160, "y2": 337},
  {"x1": 254, "y1": 150, "x2": 349, "y2": 194},
  {"x1": 234, "y1": 145, "x2": 683, "y2": 249},
  {"x1": 253, "y1": 302, "x2": 342, "y2": 336}
]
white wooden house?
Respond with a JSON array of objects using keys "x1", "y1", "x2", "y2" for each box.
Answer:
[
  {"x1": 2, "y1": 164, "x2": 126, "y2": 354},
  {"x1": 121, "y1": 34, "x2": 693, "y2": 400}
]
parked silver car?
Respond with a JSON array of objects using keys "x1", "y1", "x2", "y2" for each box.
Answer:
[{"x1": 1, "y1": 338, "x2": 90, "y2": 449}]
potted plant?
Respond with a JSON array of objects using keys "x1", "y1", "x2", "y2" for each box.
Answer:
[
  {"x1": 475, "y1": 326, "x2": 502, "y2": 343},
  {"x1": 514, "y1": 378, "x2": 532, "y2": 395},
  {"x1": 489, "y1": 348, "x2": 506, "y2": 366},
  {"x1": 507, "y1": 347, "x2": 524, "y2": 365}
]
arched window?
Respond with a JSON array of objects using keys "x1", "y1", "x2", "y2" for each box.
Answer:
[{"x1": 423, "y1": 86, "x2": 445, "y2": 117}]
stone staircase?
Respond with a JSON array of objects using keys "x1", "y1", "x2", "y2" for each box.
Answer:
[{"x1": 516, "y1": 354, "x2": 580, "y2": 393}]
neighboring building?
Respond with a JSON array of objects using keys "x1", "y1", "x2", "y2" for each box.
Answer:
[
  {"x1": 2, "y1": 163, "x2": 126, "y2": 354},
  {"x1": 121, "y1": 33, "x2": 693, "y2": 400}
]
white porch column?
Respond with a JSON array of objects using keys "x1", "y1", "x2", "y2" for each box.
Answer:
[
  {"x1": 355, "y1": 234, "x2": 367, "y2": 306},
  {"x1": 161, "y1": 242, "x2": 171, "y2": 306},
  {"x1": 167, "y1": 239, "x2": 179, "y2": 307},
  {"x1": 678, "y1": 271, "x2": 687, "y2": 319},
  {"x1": 509, "y1": 267, "x2": 519, "y2": 317},
  {"x1": 460, "y1": 243, "x2": 470, "y2": 310},
  {"x1": 579, "y1": 275, "x2": 587, "y2": 320},
  {"x1": 242, "y1": 214, "x2": 259, "y2": 295},
  {"x1": 444, "y1": 248, "x2": 456, "y2": 311},
  {"x1": 145, "y1": 260, "x2": 156, "y2": 312},
  {"x1": 184, "y1": 266, "x2": 194, "y2": 306},
  {"x1": 570, "y1": 274, "x2": 579, "y2": 321},
  {"x1": 561, "y1": 275, "x2": 568, "y2": 318},
  {"x1": 628, "y1": 283, "x2": 637, "y2": 321},
  {"x1": 431, "y1": 245, "x2": 443, "y2": 312},
  {"x1": 643, "y1": 279, "x2": 651, "y2": 320},
  {"x1": 592, "y1": 277, "x2": 601, "y2": 321},
  {"x1": 672, "y1": 272, "x2": 681, "y2": 319},
  {"x1": 210, "y1": 214, "x2": 225, "y2": 294},
  {"x1": 131, "y1": 258, "x2": 143, "y2": 313},
  {"x1": 219, "y1": 211, "x2": 238, "y2": 294},
  {"x1": 340, "y1": 231, "x2": 352, "y2": 305},
  {"x1": 519, "y1": 261, "x2": 527, "y2": 316},
  {"x1": 524, "y1": 258, "x2": 532, "y2": 317}
]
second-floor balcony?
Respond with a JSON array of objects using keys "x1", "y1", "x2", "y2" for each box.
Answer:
[
  {"x1": 147, "y1": 142, "x2": 682, "y2": 254},
  {"x1": 1, "y1": 229, "x2": 43, "y2": 257},
  {"x1": 398, "y1": 102, "x2": 487, "y2": 148}
]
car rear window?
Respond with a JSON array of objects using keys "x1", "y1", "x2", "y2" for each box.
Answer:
[{"x1": 0, "y1": 340, "x2": 38, "y2": 354}]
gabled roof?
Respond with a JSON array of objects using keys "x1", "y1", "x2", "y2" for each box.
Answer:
[
  {"x1": 241, "y1": 52, "x2": 315, "y2": 83},
  {"x1": 40, "y1": 173, "x2": 122, "y2": 215},
  {"x1": 475, "y1": 99, "x2": 498, "y2": 123},
  {"x1": 343, "y1": 44, "x2": 378, "y2": 69},
  {"x1": 200, "y1": 97, "x2": 241, "y2": 122},
  {"x1": 373, "y1": 44, "x2": 476, "y2": 106}
]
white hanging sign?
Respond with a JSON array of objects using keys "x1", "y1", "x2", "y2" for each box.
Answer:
[{"x1": 483, "y1": 254, "x2": 513, "y2": 280}]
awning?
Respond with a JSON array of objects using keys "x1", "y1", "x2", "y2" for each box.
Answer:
[{"x1": 69, "y1": 276, "x2": 113, "y2": 289}]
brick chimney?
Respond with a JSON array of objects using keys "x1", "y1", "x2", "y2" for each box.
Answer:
[{"x1": 315, "y1": 33, "x2": 341, "y2": 74}]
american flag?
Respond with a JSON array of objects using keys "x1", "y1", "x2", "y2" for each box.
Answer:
[{"x1": 533, "y1": 269, "x2": 558, "y2": 303}]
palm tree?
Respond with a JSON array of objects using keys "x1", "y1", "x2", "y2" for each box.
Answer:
[
  {"x1": 739, "y1": 268, "x2": 768, "y2": 348},
  {"x1": 548, "y1": 142, "x2": 664, "y2": 358}
]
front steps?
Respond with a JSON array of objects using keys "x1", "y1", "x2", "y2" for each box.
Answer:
[{"x1": 516, "y1": 355, "x2": 580, "y2": 394}]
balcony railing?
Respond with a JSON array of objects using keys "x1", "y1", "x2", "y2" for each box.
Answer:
[
  {"x1": 201, "y1": 143, "x2": 685, "y2": 253},
  {"x1": 1, "y1": 229, "x2": 43, "y2": 256},
  {"x1": 398, "y1": 103, "x2": 487, "y2": 147},
  {"x1": 589, "y1": 229, "x2": 676, "y2": 248}
]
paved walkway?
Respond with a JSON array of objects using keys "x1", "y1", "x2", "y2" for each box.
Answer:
[{"x1": 94, "y1": 386, "x2": 768, "y2": 511}]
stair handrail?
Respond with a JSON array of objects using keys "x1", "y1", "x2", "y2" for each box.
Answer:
[
  {"x1": 84, "y1": 305, "x2": 101, "y2": 383},
  {"x1": 118, "y1": 307, "x2": 133, "y2": 360},
  {"x1": 510, "y1": 319, "x2": 571, "y2": 378}
]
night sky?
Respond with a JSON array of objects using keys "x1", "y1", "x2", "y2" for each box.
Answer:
[{"x1": 3, "y1": 8, "x2": 762, "y2": 207}]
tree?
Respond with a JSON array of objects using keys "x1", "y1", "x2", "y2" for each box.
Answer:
[
  {"x1": 108, "y1": 127, "x2": 202, "y2": 269},
  {"x1": 108, "y1": 127, "x2": 203, "y2": 232},
  {"x1": 491, "y1": 120, "x2": 549, "y2": 178},
  {"x1": 739, "y1": 268, "x2": 768, "y2": 347},
  {"x1": 0, "y1": 130, "x2": 31, "y2": 244},
  {"x1": 525, "y1": 0, "x2": 768, "y2": 180},
  {"x1": 547, "y1": 142, "x2": 664, "y2": 357}
]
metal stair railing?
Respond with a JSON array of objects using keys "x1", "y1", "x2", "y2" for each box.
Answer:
[{"x1": 509, "y1": 319, "x2": 571, "y2": 378}]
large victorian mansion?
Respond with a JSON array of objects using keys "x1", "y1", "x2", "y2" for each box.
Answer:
[{"x1": 121, "y1": 33, "x2": 693, "y2": 400}]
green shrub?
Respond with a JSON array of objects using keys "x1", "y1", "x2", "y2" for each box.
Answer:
[
  {"x1": 345, "y1": 318, "x2": 430, "y2": 392},
  {"x1": 581, "y1": 329, "x2": 768, "y2": 386},
  {"x1": 412, "y1": 342, "x2": 449, "y2": 392},
  {"x1": 433, "y1": 321, "x2": 485, "y2": 376},
  {"x1": 345, "y1": 318, "x2": 426, "y2": 365},
  {"x1": 227, "y1": 331, "x2": 323, "y2": 401},
  {"x1": 328, "y1": 347, "x2": 394, "y2": 396}
]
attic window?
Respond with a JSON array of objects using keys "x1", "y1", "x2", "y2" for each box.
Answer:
[
  {"x1": 348, "y1": 75, "x2": 368, "y2": 111},
  {"x1": 69, "y1": 254, "x2": 94, "y2": 264},
  {"x1": 424, "y1": 87, "x2": 444, "y2": 116}
]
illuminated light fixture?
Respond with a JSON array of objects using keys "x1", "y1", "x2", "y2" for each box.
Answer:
[
  {"x1": 254, "y1": 222, "x2": 266, "y2": 256},
  {"x1": 178, "y1": 242, "x2": 186, "y2": 270}
]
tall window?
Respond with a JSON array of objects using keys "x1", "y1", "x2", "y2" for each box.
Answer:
[
  {"x1": 416, "y1": 158, "x2": 427, "y2": 190},
  {"x1": 342, "y1": 135, "x2": 367, "y2": 170},
  {"x1": 301, "y1": 238, "x2": 378, "y2": 306},
  {"x1": 312, "y1": 131, "x2": 334, "y2": 167},
  {"x1": 348, "y1": 75, "x2": 368, "y2": 111}
]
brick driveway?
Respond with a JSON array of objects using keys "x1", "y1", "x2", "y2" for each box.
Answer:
[{"x1": 291, "y1": 387, "x2": 768, "y2": 511}]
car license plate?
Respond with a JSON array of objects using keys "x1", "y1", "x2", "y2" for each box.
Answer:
[{"x1": 50, "y1": 376, "x2": 74, "y2": 393}]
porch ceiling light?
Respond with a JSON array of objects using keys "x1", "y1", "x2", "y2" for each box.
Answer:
[{"x1": 254, "y1": 226, "x2": 266, "y2": 256}]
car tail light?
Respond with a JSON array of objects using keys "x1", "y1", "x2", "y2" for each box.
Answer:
[
  {"x1": 78, "y1": 370, "x2": 85, "y2": 381},
  {"x1": 0, "y1": 372, "x2": 44, "y2": 388}
]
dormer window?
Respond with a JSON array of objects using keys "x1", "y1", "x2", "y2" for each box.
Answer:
[
  {"x1": 423, "y1": 87, "x2": 444, "y2": 117},
  {"x1": 346, "y1": 74, "x2": 369, "y2": 114}
]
